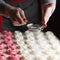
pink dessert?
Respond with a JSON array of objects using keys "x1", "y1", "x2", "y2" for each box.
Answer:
[
  {"x1": 3, "y1": 34, "x2": 13, "y2": 46},
  {"x1": 4, "y1": 36, "x2": 12, "y2": 40},
  {"x1": 3, "y1": 38, "x2": 13, "y2": 45},
  {"x1": 3, "y1": 30, "x2": 8, "y2": 35},
  {"x1": 3, "y1": 30, "x2": 12, "y2": 41},
  {"x1": 7, "y1": 48, "x2": 17, "y2": 55},
  {"x1": 3, "y1": 31, "x2": 12, "y2": 36},
  {"x1": 0, "y1": 42, "x2": 4, "y2": 50},
  {"x1": 8, "y1": 44, "x2": 16, "y2": 49},
  {"x1": 0, "y1": 50, "x2": 4, "y2": 55},
  {"x1": 0, "y1": 42, "x2": 4, "y2": 56},
  {"x1": 7, "y1": 44, "x2": 17, "y2": 55},
  {"x1": 7, "y1": 31, "x2": 12, "y2": 36},
  {"x1": 0, "y1": 54, "x2": 6, "y2": 60},
  {"x1": 8, "y1": 54, "x2": 20, "y2": 60}
]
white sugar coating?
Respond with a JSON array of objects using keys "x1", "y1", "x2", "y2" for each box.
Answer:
[
  {"x1": 14, "y1": 31, "x2": 25, "y2": 46},
  {"x1": 20, "y1": 49, "x2": 30, "y2": 56},
  {"x1": 25, "y1": 30, "x2": 32, "y2": 34},
  {"x1": 14, "y1": 31, "x2": 22, "y2": 34},
  {"x1": 12, "y1": 31, "x2": 60, "y2": 60},
  {"x1": 45, "y1": 31, "x2": 60, "y2": 45},
  {"x1": 15, "y1": 31, "x2": 24, "y2": 39},
  {"x1": 33, "y1": 31, "x2": 44, "y2": 39},
  {"x1": 23, "y1": 37, "x2": 42, "y2": 55},
  {"x1": 24, "y1": 54, "x2": 35, "y2": 60},
  {"x1": 24, "y1": 31, "x2": 35, "y2": 41},
  {"x1": 45, "y1": 31, "x2": 60, "y2": 51},
  {"x1": 33, "y1": 32, "x2": 51, "y2": 51}
]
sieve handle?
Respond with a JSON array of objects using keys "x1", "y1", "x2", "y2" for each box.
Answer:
[{"x1": 27, "y1": 23, "x2": 44, "y2": 31}]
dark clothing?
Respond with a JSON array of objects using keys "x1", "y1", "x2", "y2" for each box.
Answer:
[{"x1": 2, "y1": 0, "x2": 42, "y2": 32}]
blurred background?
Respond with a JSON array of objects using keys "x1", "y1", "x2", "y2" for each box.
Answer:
[
  {"x1": 44, "y1": 0, "x2": 60, "y2": 39},
  {"x1": 0, "y1": 0, "x2": 60, "y2": 39}
]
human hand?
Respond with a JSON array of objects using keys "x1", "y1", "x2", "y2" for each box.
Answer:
[{"x1": 5, "y1": 6, "x2": 28, "y2": 26}]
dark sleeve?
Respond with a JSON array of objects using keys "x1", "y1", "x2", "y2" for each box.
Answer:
[
  {"x1": 41, "y1": 0, "x2": 56, "y2": 5},
  {"x1": 41, "y1": 0, "x2": 56, "y2": 14},
  {"x1": 0, "y1": 0, "x2": 10, "y2": 14}
]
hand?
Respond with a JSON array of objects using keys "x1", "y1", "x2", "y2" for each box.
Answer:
[
  {"x1": 41, "y1": 3, "x2": 53, "y2": 28},
  {"x1": 41, "y1": 19, "x2": 47, "y2": 28},
  {"x1": 5, "y1": 6, "x2": 28, "y2": 26}
]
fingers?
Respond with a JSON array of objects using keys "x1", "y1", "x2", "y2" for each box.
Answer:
[
  {"x1": 11, "y1": 8, "x2": 28, "y2": 26},
  {"x1": 19, "y1": 8, "x2": 28, "y2": 22},
  {"x1": 12, "y1": 21, "x2": 26, "y2": 26},
  {"x1": 17, "y1": 9, "x2": 27, "y2": 24}
]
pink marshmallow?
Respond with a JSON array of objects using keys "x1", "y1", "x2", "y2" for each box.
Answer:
[
  {"x1": 8, "y1": 31, "x2": 12, "y2": 36},
  {"x1": 3, "y1": 30, "x2": 8, "y2": 35},
  {"x1": 0, "y1": 54, "x2": 6, "y2": 60},
  {"x1": 7, "y1": 44, "x2": 17, "y2": 55},
  {"x1": 0, "y1": 43, "x2": 4, "y2": 55},
  {"x1": 8, "y1": 44, "x2": 16, "y2": 50},
  {"x1": 3, "y1": 36, "x2": 13, "y2": 45},
  {"x1": 8, "y1": 55, "x2": 20, "y2": 60},
  {"x1": 3, "y1": 38, "x2": 13, "y2": 45},
  {"x1": 3, "y1": 31, "x2": 12, "y2": 36},
  {"x1": 0, "y1": 42, "x2": 4, "y2": 50},
  {"x1": 7, "y1": 48, "x2": 17, "y2": 55},
  {"x1": 0, "y1": 50, "x2": 4, "y2": 55}
]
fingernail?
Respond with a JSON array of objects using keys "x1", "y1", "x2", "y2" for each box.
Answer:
[
  {"x1": 26, "y1": 19, "x2": 28, "y2": 22},
  {"x1": 23, "y1": 18, "x2": 27, "y2": 20},
  {"x1": 42, "y1": 24, "x2": 47, "y2": 28},
  {"x1": 23, "y1": 18, "x2": 28, "y2": 22}
]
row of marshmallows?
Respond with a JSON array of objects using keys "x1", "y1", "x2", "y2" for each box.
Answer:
[
  {"x1": 0, "y1": 31, "x2": 20, "y2": 60},
  {"x1": 0, "y1": 42, "x2": 6, "y2": 60}
]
